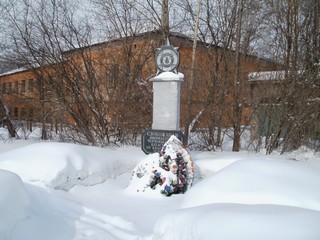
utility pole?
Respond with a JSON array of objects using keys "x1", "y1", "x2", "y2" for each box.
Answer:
[
  {"x1": 232, "y1": 0, "x2": 243, "y2": 152},
  {"x1": 184, "y1": 0, "x2": 201, "y2": 145}
]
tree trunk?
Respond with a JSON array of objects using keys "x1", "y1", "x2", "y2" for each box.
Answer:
[{"x1": 0, "y1": 98, "x2": 16, "y2": 138}]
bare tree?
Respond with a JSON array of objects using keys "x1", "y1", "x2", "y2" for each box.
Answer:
[
  {"x1": 250, "y1": 0, "x2": 320, "y2": 153},
  {"x1": 175, "y1": 0, "x2": 268, "y2": 151},
  {"x1": 0, "y1": 97, "x2": 16, "y2": 137},
  {"x1": 181, "y1": 0, "x2": 201, "y2": 146},
  {"x1": 1, "y1": 0, "x2": 154, "y2": 145},
  {"x1": 2, "y1": 0, "x2": 317, "y2": 151}
]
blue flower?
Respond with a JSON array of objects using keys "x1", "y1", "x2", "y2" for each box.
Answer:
[{"x1": 165, "y1": 185, "x2": 172, "y2": 193}]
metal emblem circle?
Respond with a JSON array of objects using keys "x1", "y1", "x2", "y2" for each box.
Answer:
[{"x1": 156, "y1": 46, "x2": 179, "y2": 72}]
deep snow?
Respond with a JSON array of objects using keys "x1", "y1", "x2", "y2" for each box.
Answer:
[
  {"x1": 0, "y1": 169, "x2": 29, "y2": 240},
  {"x1": 0, "y1": 132, "x2": 320, "y2": 239}
]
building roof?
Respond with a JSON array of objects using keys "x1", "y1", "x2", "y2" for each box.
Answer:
[
  {"x1": 62, "y1": 29, "x2": 193, "y2": 55},
  {"x1": 1, "y1": 30, "x2": 279, "y2": 78},
  {"x1": 0, "y1": 67, "x2": 29, "y2": 77}
]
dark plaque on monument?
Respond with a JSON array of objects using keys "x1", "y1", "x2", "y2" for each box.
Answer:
[{"x1": 141, "y1": 129, "x2": 184, "y2": 154}]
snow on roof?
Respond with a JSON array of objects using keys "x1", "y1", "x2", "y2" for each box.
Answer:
[
  {"x1": 0, "y1": 67, "x2": 28, "y2": 77},
  {"x1": 248, "y1": 71, "x2": 286, "y2": 81}
]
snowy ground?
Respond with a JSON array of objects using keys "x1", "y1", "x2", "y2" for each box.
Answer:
[{"x1": 0, "y1": 130, "x2": 320, "y2": 240}]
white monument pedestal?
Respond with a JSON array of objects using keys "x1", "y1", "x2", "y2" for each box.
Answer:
[{"x1": 151, "y1": 72, "x2": 184, "y2": 131}]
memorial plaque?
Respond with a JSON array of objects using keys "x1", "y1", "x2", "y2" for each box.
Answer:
[{"x1": 141, "y1": 129, "x2": 184, "y2": 154}]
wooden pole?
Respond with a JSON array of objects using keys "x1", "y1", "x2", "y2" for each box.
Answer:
[{"x1": 161, "y1": 0, "x2": 169, "y2": 40}]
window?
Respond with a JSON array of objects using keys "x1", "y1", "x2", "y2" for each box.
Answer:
[
  {"x1": 8, "y1": 82, "x2": 12, "y2": 94},
  {"x1": 14, "y1": 81, "x2": 18, "y2": 93},
  {"x1": 28, "y1": 108, "x2": 34, "y2": 120},
  {"x1": 14, "y1": 108, "x2": 18, "y2": 118},
  {"x1": 135, "y1": 64, "x2": 142, "y2": 79},
  {"x1": 2, "y1": 82, "x2": 6, "y2": 94},
  {"x1": 28, "y1": 79, "x2": 34, "y2": 93},
  {"x1": 108, "y1": 64, "x2": 119, "y2": 88},
  {"x1": 21, "y1": 108, "x2": 26, "y2": 119},
  {"x1": 21, "y1": 80, "x2": 26, "y2": 94},
  {"x1": 75, "y1": 72, "x2": 82, "y2": 90}
]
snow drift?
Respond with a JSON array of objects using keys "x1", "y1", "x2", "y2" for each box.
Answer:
[
  {"x1": 0, "y1": 137, "x2": 319, "y2": 240},
  {"x1": 153, "y1": 203, "x2": 320, "y2": 240},
  {"x1": 153, "y1": 158, "x2": 320, "y2": 240},
  {"x1": 0, "y1": 142, "x2": 143, "y2": 190},
  {"x1": 182, "y1": 159, "x2": 320, "y2": 210},
  {"x1": 0, "y1": 170, "x2": 29, "y2": 239}
]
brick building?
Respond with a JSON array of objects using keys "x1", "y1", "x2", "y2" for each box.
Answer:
[
  {"x1": 0, "y1": 31, "x2": 280, "y2": 139},
  {"x1": 248, "y1": 70, "x2": 320, "y2": 145}
]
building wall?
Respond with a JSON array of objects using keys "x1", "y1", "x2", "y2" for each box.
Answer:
[
  {"x1": 0, "y1": 70, "x2": 38, "y2": 122},
  {"x1": 0, "y1": 31, "x2": 280, "y2": 133}
]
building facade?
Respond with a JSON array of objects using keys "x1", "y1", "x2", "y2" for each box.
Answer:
[{"x1": 0, "y1": 31, "x2": 280, "y2": 141}]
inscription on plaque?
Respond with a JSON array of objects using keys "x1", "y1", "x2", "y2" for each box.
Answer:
[{"x1": 141, "y1": 130, "x2": 184, "y2": 154}]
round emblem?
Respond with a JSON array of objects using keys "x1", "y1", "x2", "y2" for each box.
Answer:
[
  {"x1": 156, "y1": 45, "x2": 179, "y2": 73},
  {"x1": 160, "y1": 53, "x2": 174, "y2": 67}
]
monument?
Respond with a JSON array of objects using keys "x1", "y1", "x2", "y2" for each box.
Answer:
[
  {"x1": 135, "y1": 40, "x2": 194, "y2": 195},
  {"x1": 141, "y1": 38, "x2": 185, "y2": 154}
]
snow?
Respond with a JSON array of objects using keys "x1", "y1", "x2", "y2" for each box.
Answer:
[
  {"x1": 0, "y1": 131, "x2": 320, "y2": 239},
  {"x1": 0, "y1": 170, "x2": 29, "y2": 239},
  {"x1": 0, "y1": 142, "x2": 142, "y2": 190},
  {"x1": 152, "y1": 71, "x2": 184, "y2": 81},
  {"x1": 0, "y1": 68, "x2": 28, "y2": 77},
  {"x1": 153, "y1": 204, "x2": 320, "y2": 240},
  {"x1": 182, "y1": 158, "x2": 320, "y2": 211},
  {"x1": 248, "y1": 70, "x2": 286, "y2": 81}
]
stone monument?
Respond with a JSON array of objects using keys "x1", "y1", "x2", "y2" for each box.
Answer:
[{"x1": 141, "y1": 38, "x2": 184, "y2": 154}]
